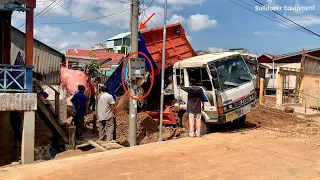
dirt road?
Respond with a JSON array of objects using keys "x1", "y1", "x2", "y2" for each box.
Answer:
[{"x1": 1, "y1": 128, "x2": 320, "y2": 180}]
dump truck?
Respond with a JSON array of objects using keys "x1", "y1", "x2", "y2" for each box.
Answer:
[
  {"x1": 147, "y1": 52, "x2": 256, "y2": 134},
  {"x1": 106, "y1": 24, "x2": 256, "y2": 135}
]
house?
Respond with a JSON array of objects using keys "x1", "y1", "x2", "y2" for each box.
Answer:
[
  {"x1": 1, "y1": 0, "x2": 38, "y2": 165},
  {"x1": 11, "y1": 26, "x2": 63, "y2": 85},
  {"x1": 64, "y1": 49, "x2": 124, "y2": 69},
  {"x1": 258, "y1": 48, "x2": 320, "y2": 90},
  {"x1": 106, "y1": 32, "x2": 130, "y2": 53},
  {"x1": 90, "y1": 42, "x2": 106, "y2": 52}
]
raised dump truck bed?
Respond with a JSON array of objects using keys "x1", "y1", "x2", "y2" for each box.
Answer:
[
  {"x1": 142, "y1": 23, "x2": 196, "y2": 69},
  {"x1": 106, "y1": 23, "x2": 195, "y2": 98}
]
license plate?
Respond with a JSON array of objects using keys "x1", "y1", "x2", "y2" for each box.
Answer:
[
  {"x1": 242, "y1": 105, "x2": 251, "y2": 115},
  {"x1": 226, "y1": 113, "x2": 234, "y2": 120}
]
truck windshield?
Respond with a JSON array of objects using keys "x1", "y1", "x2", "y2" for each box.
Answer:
[{"x1": 213, "y1": 55, "x2": 252, "y2": 91}]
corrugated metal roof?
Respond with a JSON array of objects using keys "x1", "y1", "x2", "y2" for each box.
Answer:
[
  {"x1": 259, "y1": 48, "x2": 320, "y2": 61},
  {"x1": 107, "y1": 32, "x2": 131, "y2": 41},
  {"x1": 141, "y1": 23, "x2": 196, "y2": 69},
  {"x1": 274, "y1": 48, "x2": 320, "y2": 60},
  {"x1": 11, "y1": 26, "x2": 62, "y2": 76},
  {"x1": 65, "y1": 49, "x2": 124, "y2": 68}
]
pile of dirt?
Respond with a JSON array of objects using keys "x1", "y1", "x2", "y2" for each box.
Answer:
[
  {"x1": 54, "y1": 148, "x2": 102, "y2": 160},
  {"x1": 247, "y1": 106, "x2": 320, "y2": 137},
  {"x1": 65, "y1": 111, "x2": 95, "y2": 130},
  {"x1": 64, "y1": 95, "x2": 188, "y2": 147},
  {"x1": 115, "y1": 95, "x2": 130, "y2": 115},
  {"x1": 115, "y1": 95, "x2": 188, "y2": 146}
]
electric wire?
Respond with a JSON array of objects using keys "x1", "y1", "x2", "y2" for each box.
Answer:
[
  {"x1": 253, "y1": 0, "x2": 320, "y2": 37},
  {"x1": 228, "y1": 0, "x2": 314, "y2": 36}
]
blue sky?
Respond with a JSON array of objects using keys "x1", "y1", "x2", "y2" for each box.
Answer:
[{"x1": 11, "y1": 0, "x2": 320, "y2": 55}]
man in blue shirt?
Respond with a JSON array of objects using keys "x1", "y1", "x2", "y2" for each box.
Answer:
[{"x1": 71, "y1": 85, "x2": 86, "y2": 140}]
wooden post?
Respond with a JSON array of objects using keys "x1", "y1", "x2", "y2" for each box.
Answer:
[
  {"x1": 301, "y1": 49, "x2": 306, "y2": 71},
  {"x1": 299, "y1": 77, "x2": 305, "y2": 104},
  {"x1": 21, "y1": 111, "x2": 35, "y2": 164},
  {"x1": 259, "y1": 78, "x2": 264, "y2": 105},
  {"x1": 69, "y1": 125, "x2": 76, "y2": 150},
  {"x1": 25, "y1": 8, "x2": 34, "y2": 66},
  {"x1": 55, "y1": 92, "x2": 60, "y2": 121},
  {"x1": 276, "y1": 71, "x2": 283, "y2": 107}
]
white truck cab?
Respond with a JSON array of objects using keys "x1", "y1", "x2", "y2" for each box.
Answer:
[{"x1": 172, "y1": 52, "x2": 256, "y2": 134}]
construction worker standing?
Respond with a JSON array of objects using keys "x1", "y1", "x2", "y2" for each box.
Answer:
[
  {"x1": 71, "y1": 85, "x2": 86, "y2": 140},
  {"x1": 181, "y1": 78, "x2": 205, "y2": 137},
  {"x1": 97, "y1": 86, "x2": 116, "y2": 142}
]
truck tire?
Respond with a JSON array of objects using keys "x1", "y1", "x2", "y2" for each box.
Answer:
[{"x1": 181, "y1": 112, "x2": 210, "y2": 136}]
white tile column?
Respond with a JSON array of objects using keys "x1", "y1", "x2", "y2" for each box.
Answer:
[{"x1": 21, "y1": 110, "x2": 35, "y2": 164}]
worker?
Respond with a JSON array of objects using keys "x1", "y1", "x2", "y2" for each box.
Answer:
[
  {"x1": 71, "y1": 85, "x2": 86, "y2": 140},
  {"x1": 97, "y1": 86, "x2": 116, "y2": 142},
  {"x1": 89, "y1": 82, "x2": 96, "y2": 111},
  {"x1": 181, "y1": 78, "x2": 205, "y2": 137}
]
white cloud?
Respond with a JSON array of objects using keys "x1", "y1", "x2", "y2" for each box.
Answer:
[
  {"x1": 58, "y1": 42, "x2": 81, "y2": 50},
  {"x1": 208, "y1": 47, "x2": 225, "y2": 52},
  {"x1": 279, "y1": 15, "x2": 320, "y2": 27},
  {"x1": 168, "y1": 14, "x2": 185, "y2": 24},
  {"x1": 187, "y1": 14, "x2": 217, "y2": 32},
  {"x1": 33, "y1": 25, "x2": 63, "y2": 39},
  {"x1": 34, "y1": 0, "x2": 69, "y2": 16},
  {"x1": 142, "y1": 5, "x2": 166, "y2": 28},
  {"x1": 156, "y1": 0, "x2": 204, "y2": 5},
  {"x1": 84, "y1": 31, "x2": 98, "y2": 39},
  {"x1": 253, "y1": 31, "x2": 283, "y2": 36},
  {"x1": 186, "y1": 35, "x2": 192, "y2": 41},
  {"x1": 41, "y1": 38, "x2": 54, "y2": 45},
  {"x1": 266, "y1": 0, "x2": 277, "y2": 7},
  {"x1": 71, "y1": 32, "x2": 79, "y2": 36}
]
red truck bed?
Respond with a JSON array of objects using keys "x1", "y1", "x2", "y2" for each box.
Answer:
[{"x1": 141, "y1": 23, "x2": 196, "y2": 70}]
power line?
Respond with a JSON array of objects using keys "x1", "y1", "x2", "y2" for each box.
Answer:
[
  {"x1": 54, "y1": 1, "x2": 90, "y2": 20},
  {"x1": 17, "y1": 0, "x2": 61, "y2": 29},
  {"x1": 144, "y1": 12, "x2": 157, "y2": 27},
  {"x1": 228, "y1": 0, "x2": 314, "y2": 35},
  {"x1": 269, "y1": 0, "x2": 320, "y2": 26},
  {"x1": 36, "y1": 8, "x2": 130, "y2": 24},
  {"x1": 33, "y1": 0, "x2": 65, "y2": 20},
  {"x1": 253, "y1": 0, "x2": 320, "y2": 37},
  {"x1": 115, "y1": 0, "x2": 130, "y2": 4},
  {"x1": 243, "y1": 0, "x2": 313, "y2": 33},
  {"x1": 141, "y1": 0, "x2": 154, "y2": 10}
]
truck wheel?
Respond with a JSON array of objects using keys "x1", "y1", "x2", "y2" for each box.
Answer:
[
  {"x1": 181, "y1": 112, "x2": 210, "y2": 136},
  {"x1": 236, "y1": 115, "x2": 246, "y2": 124}
]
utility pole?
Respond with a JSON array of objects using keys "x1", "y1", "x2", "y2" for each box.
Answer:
[
  {"x1": 128, "y1": 0, "x2": 139, "y2": 146},
  {"x1": 158, "y1": 0, "x2": 167, "y2": 142}
]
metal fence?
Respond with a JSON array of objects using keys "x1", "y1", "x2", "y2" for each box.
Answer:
[{"x1": 0, "y1": 64, "x2": 33, "y2": 93}]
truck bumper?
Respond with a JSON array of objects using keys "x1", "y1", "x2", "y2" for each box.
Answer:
[{"x1": 217, "y1": 101, "x2": 256, "y2": 124}]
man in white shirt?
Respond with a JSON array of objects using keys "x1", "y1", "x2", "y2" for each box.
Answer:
[{"x1": 97, "y1": 86, "x2": 116, "y2": 142}]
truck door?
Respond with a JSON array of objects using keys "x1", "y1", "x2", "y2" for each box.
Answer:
[
  {"x1": 174, "y1": 68, "x2": 188, "y2": 107},
  {"x1": 185, "y1": 67, "x2": 218, "y2": 121}
]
